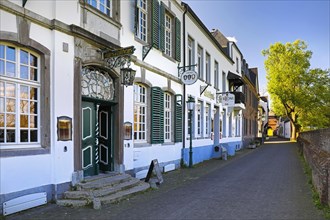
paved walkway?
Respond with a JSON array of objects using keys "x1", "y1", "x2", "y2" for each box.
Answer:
[{"x1": 6, "y1": 138, "x2": 324, "y2": 219}]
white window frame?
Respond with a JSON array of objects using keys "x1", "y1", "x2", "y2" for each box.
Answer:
[
  {"x1": 205, "y1": 104, "x2": 210, "y2": 137},
  {"x1": 214, "y1": 60, "x2": 219, "y2": 89},
  {"x1": 164, "y1": 92, "x2": 171, "y2": 142},
  {"x1": 0, "y1": 43, "x2": 40, "y2": 148},
  {"x1": 165, "y1": 13, "x2": 172, "y2": 57},
  {"x1": 206, "y1": 53, "x2": 211, "y2": 84},
  {"x1": 87, "y1": 0, "x2": 112, "y2": 17},
  {"x1": 133, "y1": 84, "x2": 147, "y2": 143},
  {"x1": 197, "y1": 45, "x2": 203, "y2": 79},
  {"x1": 196, "y1": 101, "x2": 202, "y2": 137},
  {"x1": 136, "y1": 0, "x2": 147, "y2": 42},
  {"x1": 187, "y1": 36, "x2": 194, "y2": 70}
]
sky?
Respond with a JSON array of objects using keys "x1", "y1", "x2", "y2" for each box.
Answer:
[{"x1": 183, "y1": 0, "x2": 330, "y2": 95}]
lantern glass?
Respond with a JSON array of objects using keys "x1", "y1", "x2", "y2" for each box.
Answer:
[
  {"x1": 187, "y1": 96, "x2": 195, "y2": 111},
  {"x1": 121, "y1": 68, "x2": 136, "y2": 86}
]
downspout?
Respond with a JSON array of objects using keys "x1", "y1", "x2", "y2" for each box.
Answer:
[{"x1": 181, "y1": 5, "x2": 188, "y2": 166}]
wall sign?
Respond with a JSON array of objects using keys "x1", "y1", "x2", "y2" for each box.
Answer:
[
  {"x1": 217, "y1": 93, "x2": 235, "y2": 107},
  {"x1": 180, "y1": 70, "x2": 198, "y2": 85}
]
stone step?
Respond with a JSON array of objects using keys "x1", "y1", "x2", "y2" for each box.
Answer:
[
  {"x1": 64, "y1": 178, "x2": 141, "y2": 200},
  {"x1": 56, "y1": 199, "x2": 89, "y2": 207},
  {"x1": 77, "y1": 173, "x2": 132, "y2": 190},
  {"x1": 83, "y1": 172, "x2": 120, "y2": 183},
  {"x1": 100, "y1": 182, "x2": 150, "y2": 205}
]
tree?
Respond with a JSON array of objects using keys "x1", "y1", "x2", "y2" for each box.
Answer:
[{"x1": 262, "y1": 40, "x2": 330, "y2": 140}]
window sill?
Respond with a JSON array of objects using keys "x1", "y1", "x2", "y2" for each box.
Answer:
[{"x1": 0, "y1": 147, "x2": 50, "y2": 158}]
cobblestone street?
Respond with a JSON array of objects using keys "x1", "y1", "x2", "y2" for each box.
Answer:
[{"x1": 6, "y1": 138, "x2": 324, "y2": 220}]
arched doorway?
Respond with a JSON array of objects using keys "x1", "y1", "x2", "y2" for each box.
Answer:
[{"x1": 81, "y1": 66, "x2": 116, "y2": 176}]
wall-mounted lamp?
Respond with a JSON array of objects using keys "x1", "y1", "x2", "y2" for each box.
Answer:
[
  {"x1": 57, "y1": 116, "x2": 72, "y2": 141},
  {"x1": 123, "y1": 121, "x2": 133, "y2": 140}
]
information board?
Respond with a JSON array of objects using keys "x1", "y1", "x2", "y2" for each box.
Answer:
[{"x1": 145, "y1": 159, "x2": 164, "y2": 184}]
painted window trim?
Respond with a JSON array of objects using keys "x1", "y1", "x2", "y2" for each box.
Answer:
[{"x1": 0, "y1": 43, "x2": 40, "y2": 147}]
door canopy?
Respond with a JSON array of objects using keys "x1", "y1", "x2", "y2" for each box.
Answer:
[{"x1": 81, "y1": 67, "x2": 114, "y2": 101}]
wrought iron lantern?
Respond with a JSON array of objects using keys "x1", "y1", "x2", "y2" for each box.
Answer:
[{"x1": 120, "y1": 66, "x2": 136, "y2": 86}]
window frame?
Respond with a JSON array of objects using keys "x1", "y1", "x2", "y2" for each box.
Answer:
[
  {"x1": 197, "y1": 45, "x2": 203, "y2": 80},
  {"x1": 164, "y1": 12, "x2": 172, "y2": 57},
  {"x1": 0, "y1": 44, "x2": 41, "y2": 149},
  {"x1": 164, "y1": 92, "x2": 172, "y2": 142},
  {"x1": 133, "y1": 83, "x2": 148, "y2": 143},
  {"x1": 205, "y1": 52, "x2": 211, "y2": 84},
  {"x1": 86, "y1": 0, "x2": 112, "y2": 17},
  {"x1": 205, "y1": 104, "x2": 210, "y2": 137},
  {"x1": 196, "y1": 100, "x2": 203, "y2": 138},
  {"x1": 214, "y1": 60, "x2": 219, "y2": 90},
  {"x1": 187, "y1": 36, "x2": 195, "y2": 70},
  {"x1": 136, "y1": 0, "x2": 148, "y2": 42}
]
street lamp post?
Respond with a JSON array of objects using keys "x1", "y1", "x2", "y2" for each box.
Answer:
[{"x1": 187, "y1": 96, "x2": 195, "y2": 168}]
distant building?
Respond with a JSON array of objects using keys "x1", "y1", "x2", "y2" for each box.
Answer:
[{"x1": 268, "y1": 111, "x2": 278, "y2": 136}]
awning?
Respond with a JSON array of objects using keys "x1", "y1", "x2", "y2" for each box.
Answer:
[{"x1": 227, "y1": 71, "x2": 244, "y2": 90}]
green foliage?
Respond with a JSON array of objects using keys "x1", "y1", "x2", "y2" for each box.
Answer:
[{"x1": 262, "y1": 40, "x2": 330, "y2": 136}]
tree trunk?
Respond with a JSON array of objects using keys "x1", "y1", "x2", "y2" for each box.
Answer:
[{"x1": 290, "y1": 121, "x2": 296, "y2": 141}]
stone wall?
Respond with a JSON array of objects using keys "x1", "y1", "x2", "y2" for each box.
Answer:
[{"x1": 298, "y1": 128, "x2": 330, "y2": 205}]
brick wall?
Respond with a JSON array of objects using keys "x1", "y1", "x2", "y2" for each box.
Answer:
[{"x1": 298, "y1": 128, "x2": 330, "y2": 205}]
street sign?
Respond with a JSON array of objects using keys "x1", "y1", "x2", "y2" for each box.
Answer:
[
  {"x1": 217, "y1": 93, "x2": 235, "y2": 107},
  {"x1": 181, "y1": 70, "x2": 198, "y2": 85}
]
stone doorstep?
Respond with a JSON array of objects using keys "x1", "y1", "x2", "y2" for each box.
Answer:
[
  {"x1": 77, "y1": 173, "x2": 132, "y2": 190},
  {"x1": 83, "y1": 172, "x2": 120, "y2": 183},
  {"x1": 92, "y1": 178, "x2": 141, "y2": 197},
  {"x1": 56, "y1": 199, "x2": 89, "y2": 208},
  {"x1": 64, "y1": 178, "x2": 142, "y2": 200},
  {"x1": 99, "y1": 182, "x2": 150, "y2": 205},
  {"x1": 58, "y1": 182, "x2": 150, "y2": 208}
]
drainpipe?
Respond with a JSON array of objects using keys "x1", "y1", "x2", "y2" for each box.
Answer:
[{"x1": 181, "y1": 5, "x2": 188, "y2": 166}]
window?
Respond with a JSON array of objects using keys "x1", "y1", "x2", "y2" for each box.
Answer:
[
  {"x1": 214, "y1": 61, "x2": 219, "y2": 90},
  {"x1": 136, "y1": 0, "x2": 147, "y2": 42},
  {"x1": 197, "y1": 45, "x2": 203, "y2": 79},
  {"x1": 196, "y1": 101, "x2": 202, "y2": 137},
  {"x1": 164, "y1": 13, "x2": 172, "y2": 57},
  {"x1": 164, "y1": 92, "x2": 171, "y2": 142},
  {"x1": 205, "y1": 104, "x2": 210, "y2": 137},
  {"x1": 0, "y1": 44, "x2": 39, "y2": 146},
  {"x1": 206, "y1": 53, "x2": 211, "y2": 84},
  {"x1": 222, "y1": 71, "x2": 226, "y2": 92},
  {"x1": 136, "y1": 1, "x2": 181, "y2": 61},
  {"x1": 187, "y1": 37, "x2": 194, "y2": 70},
  {"x1": 87, "y1": 0, "x2": 112, "y2": 17},
  {"x1": 134, "y1": 84, "x2": 147, "y2": 142},
  {"x1": 236, "y1": 57, "x2": 239, "y2": 73}
]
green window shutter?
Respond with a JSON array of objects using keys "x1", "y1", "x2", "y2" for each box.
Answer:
[
  {"x1": 151, "y1": 87, "x2": 164, "y2": 144},
  {"x1": 152, "y1": 0, "x2": 159, "y2": 49},
  {"x1": 175, "y1": 17, "x2": 181, "y2": 62},
  {"x1": 159, "y1": 2, "x2": 165, "y2": 52},
  {"x1": 134, "y1": 0, "x2": 138, "y2": 36},
  {"x1": 174, "y1": 94, "x2": 183, "y2": 142}
]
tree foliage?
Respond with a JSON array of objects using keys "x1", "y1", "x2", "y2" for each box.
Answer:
[{"x1": 262, "y1": 40, "x2": 330, "y2": 139}]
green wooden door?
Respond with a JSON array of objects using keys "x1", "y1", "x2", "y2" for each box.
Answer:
[
  {"x1": 98, "y1": 106, "x2": 112, "y2": 172},
  {"x1": 82, "y1": 101, "x2": 96, "y2": 177}
]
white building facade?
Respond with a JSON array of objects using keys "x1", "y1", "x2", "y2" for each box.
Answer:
[{"x1": 1, "y1": 0, "x2": 253, "y2": 214}]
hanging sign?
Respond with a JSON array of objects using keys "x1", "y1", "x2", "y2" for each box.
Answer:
[
  {"x1": 217, "y1": 93, "x2": 235, "y2": 107},
  {"x1": 181, "y1": 70, "x2": 198, "y2": 85},
  {"x1": 103, "y1": 46, "x2": 135, "y2": 59}
]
